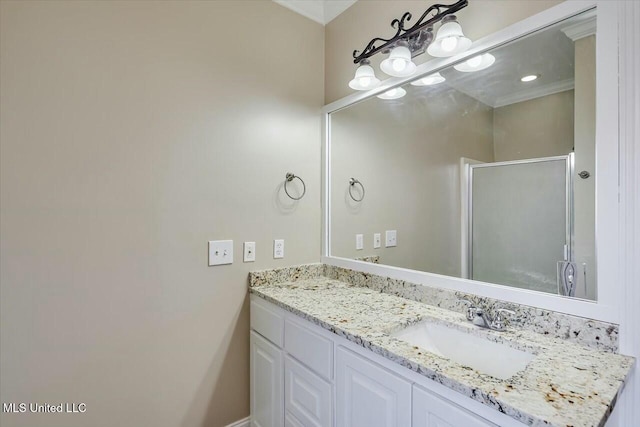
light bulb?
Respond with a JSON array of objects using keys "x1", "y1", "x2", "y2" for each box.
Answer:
[
  {"x1": 466, "y1": 55, "x2": 483, "y2": 68},
  {"x1": 380, "y1": 45, "x2": 416, "y2": 77},
  {"x1": 392, "y1": 58, "x2": 406, "y2": 72},
  {"x1": 386, "y1": 89, "x2": 398, "y2": 97},
  {"x1": 521, "y1": 75, "x2": 538, "y2": 82},
  {"x1": 359, "y1": 76, "x2": 371, "y2": 86},
  {"x1": 441, "y1": 36, "x2": 458, "y2": 52}
]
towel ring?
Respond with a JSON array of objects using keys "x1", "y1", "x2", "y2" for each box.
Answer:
[
  {"x1": 284, "y1": 173, "x2": 306, "y2": 200},
  {"x1": 349, "y1": 178, "x2": 365, "y2": 202}
]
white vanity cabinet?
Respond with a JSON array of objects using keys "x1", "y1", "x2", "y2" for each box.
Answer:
[
  {"x1": 250, "y1": 298, "x2": 333, "y2": 427},
  {"x1": 336, "y1": 347, "x2": 411, "y2": 427},
  {"x1": 250, "y1": 295, "x2": 520, "y2": 427}
]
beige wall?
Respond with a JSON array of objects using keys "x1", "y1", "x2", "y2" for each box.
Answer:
[
  {"x1": 493, "y1": 90, "x2": 575, "y2": 161},
  {"x1": 0, "y1": 2, "x2": 323, "y2": 427},
  {"x1": 331, "y1": 88, "x2": 494, "y2": 275},
  {"x1": 325, "y1": 0, "x2": 564, "y2": 104}
]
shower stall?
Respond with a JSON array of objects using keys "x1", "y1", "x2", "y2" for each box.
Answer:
[{"x1": 466, "y1": 154, "x2": 576, "y2": 296}]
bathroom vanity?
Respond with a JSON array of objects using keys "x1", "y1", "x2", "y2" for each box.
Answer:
[{"x1": 248, "y1": 264, "x2": 633, "y2": 427}]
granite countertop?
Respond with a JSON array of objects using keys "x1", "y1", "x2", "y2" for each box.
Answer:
[{"x1": 250, "y1": 276, "x2": 634, "y2": 427}]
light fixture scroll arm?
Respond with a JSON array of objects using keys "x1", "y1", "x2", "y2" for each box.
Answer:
[
  {"x1": 352, "y1": 13, "x2": 411, "y2": 63},
  {"x1": 352, "y1": 0, "x2": 469, "y2": 64},
  {"x1": 411, "y1": 2, "x2": 460, "y2": 30}
]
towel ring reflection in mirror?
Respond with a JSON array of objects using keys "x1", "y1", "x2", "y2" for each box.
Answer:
[
  {"x1": 349, "y1": 178, "x2": 365, "y2": 202},
  {"x1": 284, "y1": 173, "x2": 306, "y2": 200}
]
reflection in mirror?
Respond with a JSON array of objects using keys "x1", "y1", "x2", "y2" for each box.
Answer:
[{"x1": 330, "y1": 10, "x2": 597, "y2": 300}]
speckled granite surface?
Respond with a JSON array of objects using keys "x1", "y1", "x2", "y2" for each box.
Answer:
[
  {"x1": 324, "y1": 265, "x2": 619, "y2": 353},
  {"x1": 249, "y1": 275, "x2": 634, "y2": 427},
  {"x1": 354, "y1": 255, "x2": 380, "y2": 264},
  {"x1": 250, "y1": 264, "x2": 619, "y2": 352}
]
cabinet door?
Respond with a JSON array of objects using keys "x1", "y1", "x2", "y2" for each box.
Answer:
[
  {"x1": 285, "y1": 412, "x2": 305, "y2": 427},
  {"x1": 285, "y1": 356, "x2": 333, "y2": 427},
  {"x1": 413, "y1": 386, "x2": 497, "y2": 427},
  {"x1": 336, "y1": 347, "x2": 411, "y2": 427},
  {"x1": 251, "y1": 331, "x2": 283, "y2": 427}
]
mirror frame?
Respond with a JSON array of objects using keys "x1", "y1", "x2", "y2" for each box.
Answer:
[{"x1": 322, "y1": 0, "x2": 621, "y2": 323}]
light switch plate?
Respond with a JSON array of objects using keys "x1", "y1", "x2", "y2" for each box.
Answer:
[
  {"x1": 385, "y1": 230, "x2": 397, "y2": 247},
  {"x1": 373, "y1": 233, "x2": 381, "y2": 249},
  {"x1": 209, "y1": 240, "x2": 233, "y2": 266},
  {"x1": 356, "y1": 234, "x2": 363, "y2": 250},
  {"x1": 273, "y1": 239, "x2": 284, "y2": 259},
  {"x1": 243, "y1": 242, "x2": 256, "y2": 262}
]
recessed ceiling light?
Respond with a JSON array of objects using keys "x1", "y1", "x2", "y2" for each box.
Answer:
[{"x1": 521, "y1": 75, "x2": 538, "y2": 82}]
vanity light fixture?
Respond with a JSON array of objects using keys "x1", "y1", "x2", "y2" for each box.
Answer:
[
  {"x1": 376, "y1": 87, "x2": 407, "y2": 100},
  {"x1": 350, "y1": 0, "x2": 469, "y2": 89},
  {"x1": 349, "y1": 59, "x2": 381, "y2": 90},
  {"x1": 453, "y1": 53, "x2": 495, "y2": 72},
  {"x1": 411, "y1": 72, "x2": 446, "y2": 86},
  {"x1": 521, "y1": 74, "x2": 539, "y2": 82}
]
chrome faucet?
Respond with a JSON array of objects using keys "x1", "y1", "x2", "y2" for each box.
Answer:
[{"x1": 458, "y1": 299, "x2": 515, "y2": 331}]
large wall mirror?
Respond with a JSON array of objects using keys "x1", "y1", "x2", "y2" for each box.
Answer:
[{"x1": 328, "y1": 7, "x2": 601, "y2": 302}]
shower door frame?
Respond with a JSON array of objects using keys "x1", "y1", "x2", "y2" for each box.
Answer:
[{"x1": 466, "y1": 154, "x2": 575, "y2": 291}]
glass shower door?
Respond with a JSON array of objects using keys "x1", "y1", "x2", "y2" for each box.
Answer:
[{"x1": 469, "y1": 155, "x2": 573, "y2": 295}]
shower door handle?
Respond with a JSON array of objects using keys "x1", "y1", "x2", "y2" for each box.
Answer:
[{"x1": 557, "y1": 261, "x2": 577, "y2": 296}]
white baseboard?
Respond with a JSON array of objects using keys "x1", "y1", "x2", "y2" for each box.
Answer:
[{"x1": 225, "y1": 416, "x2": 250, "y2": 427}]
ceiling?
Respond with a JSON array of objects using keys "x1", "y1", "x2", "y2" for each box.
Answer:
[{"x1": 273, "y1": 0, "x2": 358, "y2": 25}]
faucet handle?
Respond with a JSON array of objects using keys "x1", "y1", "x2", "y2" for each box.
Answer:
[
  {"x1": 490, "y1": 309, "x2": 515, "y2": 331},
  {"x1": 457, "y1": 298, "x2": 476, "y2": 321}
]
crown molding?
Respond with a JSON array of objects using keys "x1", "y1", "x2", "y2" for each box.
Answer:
[
  {"x1": 561, "y1": 14, "x2": 597, "y2": 41},
  {"x1": 493, "y1": 78, "x2": 575, "y2": 108},
  {"x1": 273, "y1": 0, "x2": 357, "y2": 25}
]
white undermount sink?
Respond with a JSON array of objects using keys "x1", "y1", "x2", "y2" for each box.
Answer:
[{"x1": 391, "y1": 321, "x2": 535, "y2": 380}]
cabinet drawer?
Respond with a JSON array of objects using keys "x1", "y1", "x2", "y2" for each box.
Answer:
[
  {"x1": 413, "y1": 385, "x2": 497, "y2": 427},
  {"x1": 284, "y1": 317, "x2": 333, "y2": 380},
  {"x1": 285, "y1": 356, "x2": 333, "y2": 427},
  {"x1": 251, "y1": 297, "x2": 284, "y2": 347}
]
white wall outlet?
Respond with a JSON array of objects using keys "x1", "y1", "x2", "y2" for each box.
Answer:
[
  {"x1": 209, "y1": 240, "x2": 233, "y2": 266},
  {"x1": 273, "y1": 239, "x2": 284, "y2": 259},
  {"x1": 373, "y1": 233, "x2": 381, "y2": 249},
  {"x1": 385, "y1": 230, "x2": 397, "y2": 247},
  {"x1": 356, "y1": 234, "x2": 364, "y2": 250},
  {"x1": 243, "y1": 241, "x2": 256, "y2": 262}
]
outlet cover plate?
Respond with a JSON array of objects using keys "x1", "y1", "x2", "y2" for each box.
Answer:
[{"x1": 273, "y1": 239, "x2": 284, "y2": 259}]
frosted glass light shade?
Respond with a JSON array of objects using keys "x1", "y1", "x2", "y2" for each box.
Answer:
[
  {"x1": 410, "y1": 72, "x2": 446, "y2": 86},
  {"x1": 427, "y1": 17, "x2": 472, "y2": 57},
  {"x1": 376, "y1": 87, "x2": 406, "y2": 100},
  {"x1": 453, "y1": 53, "x2": 496, "y2": 72},
  {"x1": 348, "y1": 61, "x2": 381, "y2": 90},
  {"x1": 380, "y1": 46, "x2": 417, "y2": 77}
]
